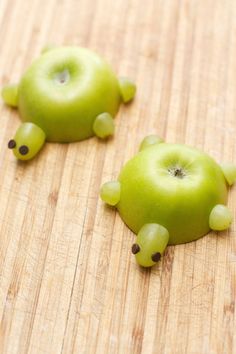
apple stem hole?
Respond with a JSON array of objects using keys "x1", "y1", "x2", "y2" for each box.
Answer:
[
  {"x1": 54, "y1": 69, "x2": 70, "y2": 85},
  {"x1": 168, "y1": 166, "x2": 186, "y2": 179}
]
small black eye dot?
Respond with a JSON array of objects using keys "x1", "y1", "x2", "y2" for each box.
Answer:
[
  {"x1": 132, "y1": 243, "x2": 140, "y2": 254},
  {"x1": 19, "y1": 145, "x2": 29, "y2": 155},
  {"x1": 151, "y1": 252, "x2": 161, "y2": 262},
  {"x1": 8, "y1": 139, "x2": 16, "y2": 149}
]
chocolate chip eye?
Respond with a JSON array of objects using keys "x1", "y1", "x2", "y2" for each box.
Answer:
[
  {"x1": 151, "y1": 252, "x2": 161, "y2": 262},
  {"x1": 132, "y1": 243, "x2": 140, "y2": 254},
  {"x1": 19, "y1": 145, "x2": 29, "y2": 155},
  {"x1": 8, "y1": 139, "x2": 16, "y2": 149}
]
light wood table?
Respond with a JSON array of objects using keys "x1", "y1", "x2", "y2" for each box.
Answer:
[{"x1": 0, "y1": 0, "x2": 235, "y2": 353}]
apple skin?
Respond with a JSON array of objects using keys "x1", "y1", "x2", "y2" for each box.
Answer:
[
  {"x1": 18, "y1": 46, "x2": 121, "y2": 142},
  {"x1": 117, "y1": 143, "x2": 228, "y2": 245}
]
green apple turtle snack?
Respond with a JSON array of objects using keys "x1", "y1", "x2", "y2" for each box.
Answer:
[
  {"x1": 2, "y1": 46, "x2": 136, "y2": 160},
  {"x1": 100, "y1": 136, "x2": 236, "y2": 267}
]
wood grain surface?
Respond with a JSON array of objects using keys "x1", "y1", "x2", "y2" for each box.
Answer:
[{"x1": 0, "y1": 0, "x2": 236, "y2": 353}]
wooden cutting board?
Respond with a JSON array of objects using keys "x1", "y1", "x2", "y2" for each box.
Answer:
[{"x1": 0, "y1": 0, "x2": 235, "y2": 353}]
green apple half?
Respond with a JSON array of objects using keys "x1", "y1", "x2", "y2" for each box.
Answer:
[
  {"x1": 2, "y1": 46, "x2": 136, "y2": 160},
  {"x1": 100, "y1": 136, "x2": 236, "y2": 267}
]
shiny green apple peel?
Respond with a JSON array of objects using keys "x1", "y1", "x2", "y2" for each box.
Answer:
[
  {"x1": 100, "y1": 138, "x2": 235, "y2": 268},
  {"x1": 3, "y1": 46, "x2": 136, "y2": 160}
]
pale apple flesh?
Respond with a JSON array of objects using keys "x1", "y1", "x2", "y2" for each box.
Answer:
[{"x1": 101, "y1": 139, "x2": 235, "y2": 253}]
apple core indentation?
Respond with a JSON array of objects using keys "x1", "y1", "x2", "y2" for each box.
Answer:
[
  {"x1": 54, "y1": 69, "x2": 70, "y2": 85},
  {"x1": 4, "y1": 46, "x2": 136, "y2": 153},
  {"x1": 168, "y1": 166, "x2": 186, "y2": 179}
]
